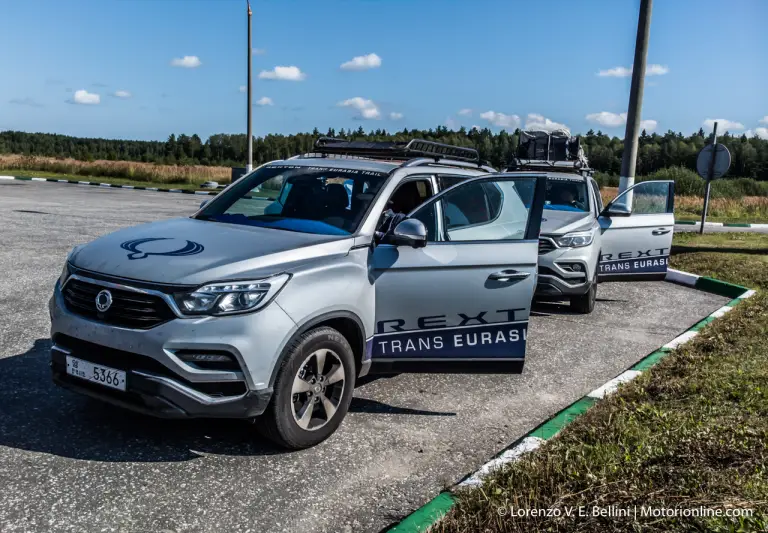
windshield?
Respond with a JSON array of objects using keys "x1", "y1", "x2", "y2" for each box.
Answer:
[
  {"x1": 196, "y1": 164, "x2": 390, "y2": 235},
  {"x1": 544, "y1": 178, "x2": 589, "y2": 212}
]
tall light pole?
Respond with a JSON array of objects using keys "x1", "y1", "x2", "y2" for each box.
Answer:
[
  {"x1": 246, "y1": 0, "x2": 253, "y2": 172},
  {"x1": 619, "y1": 0, "x2": 653, "y2": 194}
]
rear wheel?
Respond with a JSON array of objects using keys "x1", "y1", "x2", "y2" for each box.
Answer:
[
  {"x1": 570, "y1": 273, "x2": 597, "y2": 314},
  {"x1": 259, "y1": 326, "x2": 355, "y2": 450}
]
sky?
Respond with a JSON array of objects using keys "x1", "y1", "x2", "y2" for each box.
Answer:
[{"x1": 1, "y1": 0, "x2": 767, "y2": 142}]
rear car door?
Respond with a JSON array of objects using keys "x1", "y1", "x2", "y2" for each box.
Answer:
[
  {"x1": 597, "y1": 180, "x2": 675, "y2": 281},
  {"x1": 369, "y1": 175, "x2": 546, "y2": 374}
]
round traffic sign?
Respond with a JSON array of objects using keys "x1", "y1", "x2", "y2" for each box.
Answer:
[{"x1": 696, "y1": 144, "x2": 731, "y2": 180}]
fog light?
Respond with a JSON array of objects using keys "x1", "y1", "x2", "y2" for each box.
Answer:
[
  {"x1": 177, "y1": 352, "x2": 234, "y2": 363},
  {"x1": 572, "y1": 264, "x2": 583, "y2": 272}
]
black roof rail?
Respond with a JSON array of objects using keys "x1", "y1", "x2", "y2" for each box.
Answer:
[{"x1": 313, "y1": 137, "x2": 481, "y2": 164}]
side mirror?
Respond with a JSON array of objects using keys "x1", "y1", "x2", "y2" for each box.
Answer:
[
  {"x1": 602, "y1": 203, "x2": 631, "y2": 217},
  {"x1": 389, "y1": 218, "x2": 427, "y2": 248},
  {"x1": 199, "y1": 200, "x2": 209, "y2": 209}
]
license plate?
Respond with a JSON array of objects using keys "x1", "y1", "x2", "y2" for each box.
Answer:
[{"x1": 66, "y1": 356, "x2": 127, "y2": 392}]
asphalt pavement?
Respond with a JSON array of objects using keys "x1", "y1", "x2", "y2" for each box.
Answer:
[{"x1": 0, "y1": 181, "x2": 729, "y2": 533}]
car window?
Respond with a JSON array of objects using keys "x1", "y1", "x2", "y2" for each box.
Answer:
[
  {"x1": 412, "y1": 178, "x2": 533, "y2": 242},
  {"x1": 611, "y1": 181, "x2": 672, "y2": 214},
  {"x1": 438, "y1": 175, "x2": 465, "y2": 190},
  {"x1": 544, "y1": 178, "x2": 589, "y2": 212},
  {"x1": 196, "y1": 164, "x2": 389, "y2": 235}
]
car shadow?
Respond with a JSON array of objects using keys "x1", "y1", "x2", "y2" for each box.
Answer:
[{"x1": 0, "y1": 339, "x2": 446, "y2": 463}]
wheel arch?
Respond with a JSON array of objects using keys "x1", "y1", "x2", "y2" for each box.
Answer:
[{"x1": 268, "y1": 311, "x2": 367, "y2": 387}]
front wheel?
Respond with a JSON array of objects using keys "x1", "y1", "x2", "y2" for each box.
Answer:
[
  {"x1": 570, "y1": 273, "x2": 597, "y2": 314},
  {"x1": 259, "y1": 326, "x2": 355, "y2": 450}
]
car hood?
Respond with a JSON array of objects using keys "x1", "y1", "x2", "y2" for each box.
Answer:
[
  {"x1": 69, "y1": 217, "x2": 353, "y2": 286},
  {"x1": 540, "y1": 209, "x2": 594, "y2": 235}
]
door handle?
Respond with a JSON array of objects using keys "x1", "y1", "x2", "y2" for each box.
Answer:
[
  {"x1": 488, "y1": 269, "x2": 530, "y2": 282},
  {"x1": 652, "y1": 228, "x2": 671, "y2": 236}
]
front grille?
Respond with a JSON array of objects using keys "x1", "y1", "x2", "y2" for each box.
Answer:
[
  {"x1": 538, "y1": 238, "x2": 557, "y2": 255},
  {"x1": 63, "y1": 278, "x2": 175, "y2": 329}
]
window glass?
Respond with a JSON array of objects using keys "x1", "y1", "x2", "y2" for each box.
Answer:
[
  {"x1": 412, "y1": 178, "x2": 534, "y2": 242},
  {"x1": 612, "y1": 181, "x2": 671, "y2": 214},
  {"x1": 544, "y1": 178, "x2": 589, "y2": 212},
  {"x1": 196, "y1": 165, "x2": 388, "y2": 235},
  {"x1": 438, "y1": 175, "x2": 465, "y2": 190}
]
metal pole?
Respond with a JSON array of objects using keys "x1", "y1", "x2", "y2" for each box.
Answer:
[
  {"x1": 246, "y1": 1, "x2": 253, "y2": 172},
  {"x1": 619, "y1": 0, "x2": 653, "y2": 195},
  {"x1": 699, "y1": 122, "x2": 718, "y2": 234}
]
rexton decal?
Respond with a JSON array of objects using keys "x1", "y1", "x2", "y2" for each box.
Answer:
[
  {"x1": 599, "y1": 248, "x2": 669, "y2": 274},
  {"x1": 372, "y1": 321, "x2": 527, "y2": 359},
  {"x1": 120, "y1": 238, "x2": 205, "y2": 260},
  {"x1": 376, "y1": 308, "x2": 525, "y2": 334}
]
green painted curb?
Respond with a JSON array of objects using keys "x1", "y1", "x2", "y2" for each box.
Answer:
[
  {"x1": 724, "y1": 223, "x2": 751, "y2": 227},
  {"x1": 694, "y1": 276, "x2": 749, "y2": 298},
  {"x1": 675, "y1": 220, "x2": 696, "y2": 225},
  {"x1": 529, "y1": 397, "x2": 597, "y2": 440},
  {"x1": 387, "y1": 492, "x2": 455, "y2": 532}
]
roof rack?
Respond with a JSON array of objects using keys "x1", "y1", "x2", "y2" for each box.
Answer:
[
  {"x1": 505, "y1": 158, "x2": 593, "y2": 176},
  {"x1": 312, "y1": 137, "x2": 480, "y2": 164}
]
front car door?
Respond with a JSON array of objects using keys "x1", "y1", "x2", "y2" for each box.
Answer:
[
  {"x1": 597, "y1": 180, "x2": 675, "y2": 281},
  {"x1": 369, "y1": 175, "x2": 547, "y2": 374}
]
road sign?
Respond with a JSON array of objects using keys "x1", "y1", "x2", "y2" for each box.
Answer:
[{"x1": 696, "y1": 143, "x2": 731, "y2": 180}]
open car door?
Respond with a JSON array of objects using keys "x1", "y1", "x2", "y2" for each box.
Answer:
[
  {"x1": 598, "y1": 180, "x2": 675, "y2": 281},
  {"x1": 369, "y1": 175, "x2": 546, "y2": 374}
]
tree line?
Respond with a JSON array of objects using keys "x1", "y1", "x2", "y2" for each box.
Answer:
[{"x1": 1, "y1": 126, "x2": 767, "y2": 180}]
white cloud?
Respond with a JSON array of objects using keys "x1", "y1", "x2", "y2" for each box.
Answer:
[
  {"x1": 586, "y1": 111, "x2": 627, "y2": 127},
  {"x1": 445, "y1": 117, "x2": 458, "y2": 129},
  {"x1": 586, "y1": 111, "x2": 657, "y2": 131},
  {"x1": 702, "y1": 118, "x2": 745, "y2": 132},
  {"x1": 458, "y1": 108, "x2": 472, "y2": 116},
  {"x1": 597, "y1": 64, "x2": 669, "y2": 77},
  {"x1": 524, "y1": 113, "x2": 568, "y2": 132},
  {"x1": 759, "y1": 116, "x2": 768, "y2": 125},
  {"x1": 744, "y1": 127, "x2": 768, "y2": 140},
  {"x1": 170, "y1": 55, "x2": 202, "y2": 68},
  {"x1": 389, "y1": 112, "x2": 403, "y2": 120},
  {"x1": 340, "y1": 53, "x2": 382, "y2": 71},
  {"x1": 72, "y1": 89, "x2": 100, "y2": 105},
  {"x1": 479, "y1": 110, "x2": 520, "y2": 128},
  {"x1": 645, "y1": 64, "x2": 670, "y2": 76},
  {"x1": 253, "y1": 48, "x2": 267, "y2": 55},
  {"x1": 338, "y1": 97, "x2": 380, "y2": 119},
  {"x1": 113, "y1": 90, "x2": 131, "y2": 98},
  {"x1": 255, "y1": 96, "x2": 273, "y2": 106},
  {"x1": 239, "y1": 85, "x2": 246, "y2": 93},
  {"x1": 258, "y1": 66, "x2": 306, "y2": 81}
]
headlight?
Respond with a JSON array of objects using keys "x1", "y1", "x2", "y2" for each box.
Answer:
[
  {"x1": 174, "y1": 273, "x2": 290, "y2": 316},
  {"x1": 58, "y1": 263, "x2": 70, "y2": 287},
  {"x1": 555, "y1": 231, "x2": 594, "y2": 248}
]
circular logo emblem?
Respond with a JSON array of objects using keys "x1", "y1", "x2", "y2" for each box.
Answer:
[
  {"x1": 95, "y1": 290, "x2": 113, "y2": 312},
  {"x1": 120, "y1": 237, "x2": 205, "y2": 261}
]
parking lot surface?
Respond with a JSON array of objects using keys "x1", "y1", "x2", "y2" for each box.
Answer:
[{"x1": 0, "y1": 181, "x2": 729, "y2": 533}]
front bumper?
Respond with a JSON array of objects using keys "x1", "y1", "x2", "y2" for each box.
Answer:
[
  {"x1": 51, "y1": 343, "x2": 272, "y2": 419},
  {"x1": 536, "y1": 238, "x2": 594, "y2": 297}
]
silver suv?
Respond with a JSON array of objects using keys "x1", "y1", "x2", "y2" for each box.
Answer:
[
  {"x1": 49, "y1": 138, "x2": 675, "y2": 449},
  {"x1": 504, "y1": 159, "x2": 675, "y2": 313}
]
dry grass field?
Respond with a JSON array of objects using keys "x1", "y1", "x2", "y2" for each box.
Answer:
[
  {"x1": 601, "y1": 186, "x2": 768, "y2": 222},
  {"x1": 0, "y1": 154, "x2": 230, "y2": 184}
]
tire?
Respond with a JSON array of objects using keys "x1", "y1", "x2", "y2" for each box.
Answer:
[
  {"x1": 570, "y1": 273, "x2": 597, "y2": 314},
  {"x1": 259, "y1": 326, "x2": 356, "y2": 450}
]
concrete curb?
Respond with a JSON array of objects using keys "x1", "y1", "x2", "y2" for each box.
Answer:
[
  {"x1": 676, "y1": 220, "x2": 768, "y2": 229},
  {"x1": 0, "y1": 175, "x2": 220, "y2": 195},
  {"x1": 384, "y1": 270, "x2": 756, "y2": 533}
]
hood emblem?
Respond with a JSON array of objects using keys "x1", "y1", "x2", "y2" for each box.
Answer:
[
  {"x1": 95, "y1": 290, "x2": 113, "y2": 312},
  {"x1": 120, "y1": 238, "x2": 205, "y2": 260}
]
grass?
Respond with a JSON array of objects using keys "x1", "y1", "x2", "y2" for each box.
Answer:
[
  {"x1": 601, "y1": 187, "x2": 768, "y2": 223},
  {"x1": 436, "y1": 233, "x2": 768, "y2": 533},
  {"x1": 0, "y1": 154, "x2": 230, "y2": 185}
]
